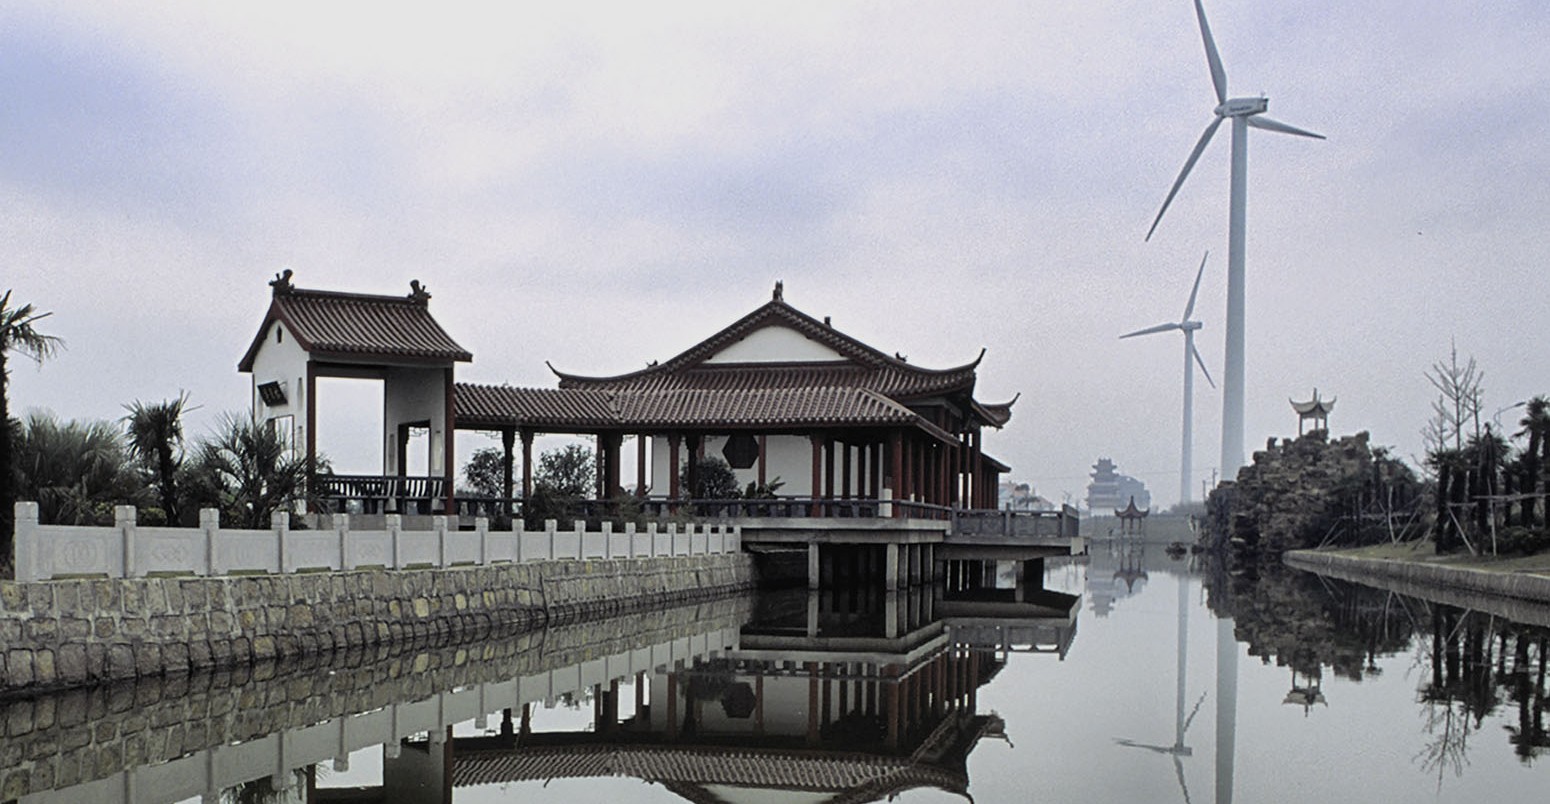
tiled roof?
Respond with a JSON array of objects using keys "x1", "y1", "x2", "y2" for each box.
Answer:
[
  {"x1": 238, "y1": 285, "x2": 471, "y2": 371},
  {"x1": 550, "y1": 297, "x2": 983, "y2": 401},
  {"x1": 455, "y1": 383, "x2": 953, "y2": 436},
  {"x1": 450, "y1": 743, "x2": 969, "y2": 797}
]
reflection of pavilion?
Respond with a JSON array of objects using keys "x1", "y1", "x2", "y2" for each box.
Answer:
[{"x1": 322, "y1": 581, "x2": 1078, "y2": 804}]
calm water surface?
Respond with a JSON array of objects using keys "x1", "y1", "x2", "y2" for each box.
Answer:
[{"x1": 7, "y1": 543, "x2": 1550, "y2": 803}]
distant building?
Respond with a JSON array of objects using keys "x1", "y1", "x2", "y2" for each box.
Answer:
[
  {"x1": 1085, "y1": 458, "x2": 1150, "y2": 516},
  {"x1": 999, "y1": 481, "x2": 1054, "y2": 511}
]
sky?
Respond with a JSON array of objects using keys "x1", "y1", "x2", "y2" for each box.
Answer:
[{"x1": 5, "y1": 0, "x2": 1550, "y2": 510}]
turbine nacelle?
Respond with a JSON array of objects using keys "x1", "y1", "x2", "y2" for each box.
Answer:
[{"x1": 1215, "y1": 96, "x2": 1268, "y2": 117}]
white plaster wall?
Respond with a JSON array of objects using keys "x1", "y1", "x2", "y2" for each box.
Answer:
[
  {"x1": 764, "y1": 435, "x2": 814, "y2": 496},
  {"x1": 646, "y1": 672, "x2": 814, "y2": 737},
  {"x1": 383, "y1": 367, "x2": 448, "y2": 475},
  {"x1": 247, "y1": 320, "x2": 310, "y2": 453},
  {"x1": 703, "y1": 325, "x2": 846, "y2": 364}
]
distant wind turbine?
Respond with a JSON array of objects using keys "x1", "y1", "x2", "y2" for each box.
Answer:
[
  {"x1": 1146, "y1": 0, "x2": 1324, "y2": 476},
  {"x1": 1122, "y1": 252, "x2": 1216, "y2": 506}
]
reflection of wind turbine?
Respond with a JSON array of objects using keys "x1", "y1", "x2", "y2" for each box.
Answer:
[
  {"x1": 1122, "y1": 252, "x2": 1216, "y2": 505},
  {"x1": 1116, "y1": 571, "x2": 1203, "y2": 804},
  {"x1": 1146, "y1": 0, "x2": 1324, "y2": 476}
]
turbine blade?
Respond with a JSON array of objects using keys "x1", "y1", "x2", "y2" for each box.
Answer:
[
  {"x1": 1247, "y1": 115, "x2": 1325, "y2": 140},
  {"x1": 1183, "y1": 250, "x2": 1209, "y2": 320},
  {"x1": 1192, "y1": 343, "x2": 1216, "y2": 388},
  {"x1": 1195, "y1": 0, "x2": 1227, "y2": 104},
  {"x1": 1121, "y1": 322, "x2": 1182, "y2": 339},
  {"x1": 1146, "y1": 117, "x2": 1223, "y2": 241}
]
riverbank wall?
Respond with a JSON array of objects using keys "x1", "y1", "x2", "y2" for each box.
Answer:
[
  {"x1": 0, "y1": 553, "x2": 755, "y2": 696},
  {"x1": 1284, "y1": 550, "x2": 1550, "y2": 625},
  {"x1": 0, "y1": 594, "x2": 752, "y2": 802}
]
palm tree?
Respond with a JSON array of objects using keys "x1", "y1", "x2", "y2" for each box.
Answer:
[
  {"x1": 1, "y1": 290, "x2": 63, "y2": 572},
  {"x1": 184, "y1": 414, "x2": 314, "y2": 528},
  {"x1": 1517, "y1": 396, "x2": 1549, "y2": 527},
  {"x1": 124, "y1": 392, "x2": 192, "y2": 525},
  {"x1": 13, "y1": 411, "x2": 137, "y2": 525}
]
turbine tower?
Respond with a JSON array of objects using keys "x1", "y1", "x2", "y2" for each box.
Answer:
[
  {"x1": 1121, "y1": 252, "x2": 1216, "y2": 505},
  {"x1": 1146, "y1": 0, "x2": 1324, "y2": 476}
]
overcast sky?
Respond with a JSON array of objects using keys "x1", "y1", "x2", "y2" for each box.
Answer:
[{"x1": 6, "y1": 0, "x2": 1549, "y2": 509}]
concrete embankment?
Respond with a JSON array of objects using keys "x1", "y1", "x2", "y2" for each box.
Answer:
[
  {"x1": 1285, "y1": 550, "x2": 1550, "y2": 626},
  {"x1": 0, "y1": 553, "x2": 755, "y2": 695}
]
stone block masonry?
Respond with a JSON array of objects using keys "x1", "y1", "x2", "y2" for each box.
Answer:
[{"x1": 0, "y1": 553, "x2": 755, "y2": 696}]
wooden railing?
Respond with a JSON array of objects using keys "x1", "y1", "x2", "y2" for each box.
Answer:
[{"x1": 314, "y1": 474, "x2": 446, "y2": 515}]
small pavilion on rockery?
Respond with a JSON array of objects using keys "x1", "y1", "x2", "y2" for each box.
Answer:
[
  {"x1": 456, "y1": 282, "x2": 1018, "y2": 518},
  {"x1": 1291, "y1": 388, "x2": 1335, "y2": 435}
]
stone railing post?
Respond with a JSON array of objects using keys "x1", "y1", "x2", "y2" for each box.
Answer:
[
  {"x1": 116, "y1": 504, "x2": 138, "y2": 578},
  {"x1": 572, "y1": 520, "x2": 586, "y2": 560},
  {"x1": 387, "y1": 514, "x2": 403, "y2": 569},
  {"x1": 13, "y1": 501, "x2": 39, "y2": 582},
  {"x1": 625, "y1": 522, "x2": 638, "y2": 558},
  {"x1": 880, "y1": 488, "x2": 893, "y2": 519},
  {"x1": 602, "y1": 521, "x2": 615, "y2": 559},
  {"x1": 273, "y1": 509, "x2": 290, "y2": 574},
  {"x1": 434, "y1": 515, "x2": 449, "y2": 567},
  {"x1": 476, "y1": 517, "x2": 489, "y2": 565},
  {"x1": 336, "y1": 512, "x2": 350, "y2": 571},
  {"x1": 201, "y1": 508, "x2": 220, "y2": 575},
  {"x1": 545, "y1": 519, "x2": 558, "y2": 561}
]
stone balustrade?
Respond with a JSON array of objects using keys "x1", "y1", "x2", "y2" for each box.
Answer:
[{"x1": 12, "y1": 502, "x2": 740, "y2": 582}]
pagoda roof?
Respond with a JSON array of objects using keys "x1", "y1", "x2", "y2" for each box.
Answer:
[
  {"x1": 549, "y1": 286, "x2": 987, "y2": 404},
  {"x1": 1291, "y1": 389, "x2": 1336, "y2": 417},
  {"x1": 456, "y1": 383, "x2": 957, "y2": 441},
  {"x1": 238, "y1": 274, "x2": 471, "y2": 371},
  {"x1": 1114, "y1": 496, "x2": 1149, "y2": 519}
]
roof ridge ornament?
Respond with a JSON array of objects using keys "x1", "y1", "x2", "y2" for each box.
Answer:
[
  {"x1": 269, "y1": 268, "x2": 294, "y2": 296},
  {"x1": 409, "y1": 279, "x2": 431, "y2": 305},
  {"x1": 773, "y1": 280, "x2": 784, "y2": 302}
]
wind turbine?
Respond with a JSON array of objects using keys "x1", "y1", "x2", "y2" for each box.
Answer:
[
  {"x1": 1121, "y1": 252, "x2": 1216, "y2": 506},
  {"x1": 1146, "y1": 0, "x2": 1324, "y2": 476}
]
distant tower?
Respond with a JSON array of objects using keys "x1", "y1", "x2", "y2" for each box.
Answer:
[{"x1": 1290, "y1": 389, "x2": 1336, "y2": 435}]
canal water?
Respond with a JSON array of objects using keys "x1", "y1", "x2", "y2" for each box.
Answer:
[{"x1": 5, "y1": 543, "x2": 1549, "y2": 803}]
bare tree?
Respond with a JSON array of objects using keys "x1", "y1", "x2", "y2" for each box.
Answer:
[{"x1": 1424, "y1": 340, "x2": 1484, "y2": 457}]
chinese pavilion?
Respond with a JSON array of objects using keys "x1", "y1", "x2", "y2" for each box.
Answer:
[
  {"x1": 1291, "y1": 388, "x2": 1335, "y2": 435},
  {"x1": 457, "y1": 282, "x2": 1017, "y2": 512}
]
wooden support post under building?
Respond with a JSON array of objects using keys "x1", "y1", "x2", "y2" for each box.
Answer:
[
  {"x1": 520, "y1": 429, "x2": 534, "y2": 502},
  {"x1": 668, "y1": 434, "x2": 682, "y2": 500},
  {"x1": 810, "y1": 435, "x2": 824, "y2": 516}
]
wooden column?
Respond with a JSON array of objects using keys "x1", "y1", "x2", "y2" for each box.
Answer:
[
  {"x1": 520, "y1": 429, "x2": 534, "y2": 502},
  {"x1": 501, "y1": 427, "x2": 516, "y2": 509},
  {"x1": 443, "y1": 367, "x2": 456, "y2": 514},
  {"x1": 889, "y1": 433, "x2": 904, "y2": 517},
  {"x1": 810, "y1": 435, "x2": 824, "y2": 516},
  {"x1": 824, "y1": 438, "x2": 836, "y2": 501},
  {"x1": 757, "y1": 435, "x2": 768, "y2": 485},
  {"x1": 305, "y1": 360, "x2": 317, "y2": 498},
  {"x1": 668, "y1": 434, "x2": 682, "y2": 499},
  {"x1": 841, "y1": 441, "x2": 852, "y2": 499},
  {"x1": 636, "y1": 434, "x2": 647, "y2": 497}
]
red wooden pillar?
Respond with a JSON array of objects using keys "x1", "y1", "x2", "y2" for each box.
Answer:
[
  {"x1": 668, "y1": 434, "x2": 682, "y2": 499},
  {"x1": 841, "y1": 441, "x2": 852, "y2": 499},
  {"x1": 810, "y1": 435, "x2": 824, "y2": 516},
  {"x1": 501, "y1": 427, "x2": 515, "y2": 507},
  {"x1": 824, "y1": 438, "x2": 836, "y2": 501},
  {"x1": 889, "y1": 433, "x2": 903, "y2": 517},
  {"x1": 635, "y1": 434, "x2": 647, "y2": 497},
  {"x1": 757, "y1": 435, "x2": 768, "y2": 485},
  {"x1": 443, "y1": 367, "x2": 456, "y2": 514},
  {"x1": 520, "y1": 429, "x2": 534, "y2": 501}
]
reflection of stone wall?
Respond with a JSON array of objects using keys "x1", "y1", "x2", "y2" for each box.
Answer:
[
  {"x1": 0, "y1": 554, "x2": 754, "y2": 694},
  {"x1": 1285, "y1": 551, "x2": 1550, "y2": 628},
  {"x1": 0, "y1": 594, "x2": 753, "y2": 801}
]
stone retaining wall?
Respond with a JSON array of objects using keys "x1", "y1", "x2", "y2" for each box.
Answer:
[
  {"x1": 0, "y1": 595, "x2": 752, "y2": 801},
  {"x1": 1284, "y1": 550, "x2": 1550, "y2": 613},
  {"x1": 0, "y1": 553, "x2": 755, "y2": 695}
]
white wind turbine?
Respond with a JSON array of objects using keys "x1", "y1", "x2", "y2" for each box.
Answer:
[
  {"x1": 1146, "y1": 0, "x2": 1324, "y2": 476},
  {"x1": 1121, "y1": 252, "x2": 1216, "y2": 506}
]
